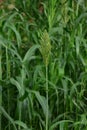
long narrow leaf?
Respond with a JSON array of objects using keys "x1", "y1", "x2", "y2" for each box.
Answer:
[
  {"x1": 23, "y1": 44, "x2": 40, "y2": 63},
  {"x1": 0, "y1": 106, "x2": 17, "y2": 130},
  {"x1": 50, "y1": 120, "x2": 73, "y2": 130}
]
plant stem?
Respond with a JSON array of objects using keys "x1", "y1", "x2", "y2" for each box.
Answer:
[
  {"x1": 46, "y1": 65, "x2": 48, "y2": 130},
  {"x1": 18, "y1": 100, "x2": 22, "y2": 130},
  {"x1": 6, "y1": 47, "x2": 11, "y2": 130},
  {"x1": 0, "y1": 47, "x2": 2, "y2": 130}
]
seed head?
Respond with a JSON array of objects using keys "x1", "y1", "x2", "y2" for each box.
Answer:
[{"x1": 40, "y1": 30, "x2": 51, "y2": 66}]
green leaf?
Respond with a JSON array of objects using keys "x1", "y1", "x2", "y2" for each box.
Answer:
[
  {"x1": 0, "y1": 106, "x2": 17, "y2": 130},
  {"x1": 76, "y1": 37, "x2": 80, "y2": 56},
  {"x1": 50, "y1": 120, "x2": 73, "y2": 130},
  {"x1": 10, "y1": 78, "x2": 24, "y2": 95},
  {"x1": 14, "y1": 120, "x2": 28, "y2": 129},
  {"x1": 34, "y1": 91, "x2": 47, "y2": 116},
  {"x1": 26, "y1": 89, "x2": 47, "y2": 117},
  {"x1": 7, "y1": 24, "x2": 22, "y2": 47},
  {"x1": 23, "y1": 44, "x2": 40, "y2": 63}
]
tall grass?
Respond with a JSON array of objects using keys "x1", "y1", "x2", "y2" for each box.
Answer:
[
  {"x1": 39, "y1": 30, "x2": 51, "y2": 130},
  {"x1": 0, "y1": 45, "x2": 2, "y2": 130},
  {"x1": 0, "y1": 0, "x2": 87, "y2": 130}
]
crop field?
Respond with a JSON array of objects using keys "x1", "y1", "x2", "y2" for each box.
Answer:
[{"x1": 0, "y1": 0, "x2": 87, "y2": 130}]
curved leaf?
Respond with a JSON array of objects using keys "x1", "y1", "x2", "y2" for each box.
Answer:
[
  {"x1": 0, "y1": 106, "x2": 17, "y2": 130},
  {"x1": 23, "y1": 44, "x2": 40, "y2": 63}
]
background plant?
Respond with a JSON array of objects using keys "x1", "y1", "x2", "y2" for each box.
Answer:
[{"x1": 0, "y1": 0, "x2": 87, "y2": 130}]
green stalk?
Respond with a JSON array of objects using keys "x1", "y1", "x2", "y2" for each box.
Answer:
[
  {"x1": 46, "y1": 65, "x2": 48, "y2": 130},
  {"x1": 18, "y1": 101, "x2": 22, "y2": 130},
  {"x1": 6, "y1": 47, "x2": 11, "y2": 130},
  {"x1": 0, "y1": 46, "x2": 2, "y2": 130},
  {"x1": 18, "y1": 66, "x2": 24, "y2": 130},
  {"x1": 39, "y1": 30, "x2": 51, "y2": 130}
]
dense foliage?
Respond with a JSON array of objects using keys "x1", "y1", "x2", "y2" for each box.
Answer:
[{"x1": 0, "y1": 0, "x2": 87, "y2": 130}]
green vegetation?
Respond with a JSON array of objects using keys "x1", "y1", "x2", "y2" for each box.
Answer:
[{"x1": 0, "y1": 0, "x2": 87, "y2": 130}]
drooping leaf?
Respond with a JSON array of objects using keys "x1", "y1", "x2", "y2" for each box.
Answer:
[
  {"x1": 23, "y1": 44, "x2": 40, "y2": 63},
  {"x1": 14, "y1": 120, "x2": 28, "y2": 129},
  {"x1": 10, "y1": 78, "x2": 24, "y2": 95},
  {"x1": 0, "y1": 106, "x2": 17, "y2": 130},
  {"x1": 50, "y1": 120, "x2": 73, "y2": 130}
]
